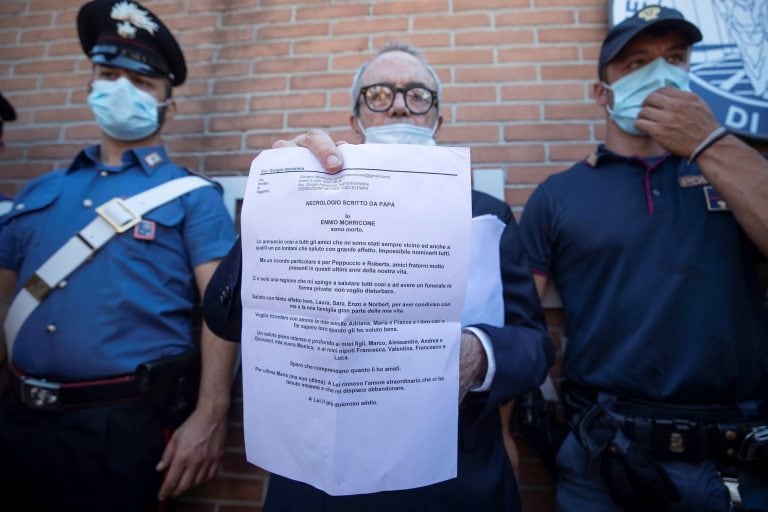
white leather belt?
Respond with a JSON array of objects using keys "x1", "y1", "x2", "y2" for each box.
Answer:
[{"x1": 4, "y1": 175, "x2": 213, "y2": 355}]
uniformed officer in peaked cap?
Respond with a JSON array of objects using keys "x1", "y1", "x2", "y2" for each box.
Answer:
[
  {"x1": 0, "y1": 1, "x2": 238, "y2": 510},
  {"x1": 78, "y1": 0, "x2": 186, "y2": 86}
]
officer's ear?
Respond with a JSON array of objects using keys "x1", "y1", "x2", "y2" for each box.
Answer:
[
  {"x1": 164, "y1": 98, "x2": 177, "y2": 118},
  {"x1": 161, "y1": 79, "x2": 176, "y2": 119},
  {"x1": 592, "y1": 81, "x2": 611, "y2": 108},
  {"x1": 157, "y1": 98, "x2": 176, "y2": 131}
]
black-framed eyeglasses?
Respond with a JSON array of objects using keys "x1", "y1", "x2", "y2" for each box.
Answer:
[{"x1": 359, "y1": 82, "x2": 438, "y2": 115}]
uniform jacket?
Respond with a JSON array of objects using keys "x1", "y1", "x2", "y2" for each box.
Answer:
[{"x1": 0, "y1": 145, "x2": 236, "y2": 378}]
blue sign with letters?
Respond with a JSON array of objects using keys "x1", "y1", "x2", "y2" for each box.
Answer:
[{"x1": 610, "y1": 0, "x2": 768, "y2": 140}]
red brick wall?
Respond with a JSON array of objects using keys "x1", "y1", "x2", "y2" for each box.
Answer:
[{"x1": 0, "y1": 1, "x2": 610, "y2": 510}]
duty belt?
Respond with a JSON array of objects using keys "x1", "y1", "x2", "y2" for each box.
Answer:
[
  {"x1": 563, "y1": 381, "x2": 768, "y2": 464},
  {"x1": 9, "y1": 365, "x2": 141, "y2": 412}
]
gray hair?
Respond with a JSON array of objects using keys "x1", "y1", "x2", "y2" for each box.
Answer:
[{"x1": 350, "y1": 41, "x2": 442, "y2": 114}]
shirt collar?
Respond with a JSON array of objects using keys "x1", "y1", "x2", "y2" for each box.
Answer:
[
  {"x1": 585, "y1": 144, "x2": 671, "y2": 169},
  {"x1": 66, "y1": 145, "x2": 169, "y2": 175}
]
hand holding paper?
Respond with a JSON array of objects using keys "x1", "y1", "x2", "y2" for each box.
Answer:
[{"x1": 240, "y1": 143, "x2": 471, "y2": 495}]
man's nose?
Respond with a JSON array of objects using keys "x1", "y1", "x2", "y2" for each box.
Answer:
[{"x1": 389, "y1": 90, "x2": 409, "y2": 117}]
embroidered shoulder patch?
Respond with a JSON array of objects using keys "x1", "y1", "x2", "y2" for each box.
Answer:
[{"x1": 133, "y1": 219, "x2": 157, "y2": 240}]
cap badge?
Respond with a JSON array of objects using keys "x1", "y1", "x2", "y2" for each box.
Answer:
[
  {"x1": 638, "y1": 6, "x2": 661, "y2": 22},
  {"x1": 111, "y1": 1, "x2": 159, "y2": 39}
]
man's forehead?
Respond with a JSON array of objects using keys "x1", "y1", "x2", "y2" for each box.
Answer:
[{"x1": 361, "y1": 51, "x2": 435, "y2": 87}]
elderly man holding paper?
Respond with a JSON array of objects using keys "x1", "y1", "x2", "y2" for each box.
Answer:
[{"x1": 203, "y1": 42, "x2": 552, "y2": 512}]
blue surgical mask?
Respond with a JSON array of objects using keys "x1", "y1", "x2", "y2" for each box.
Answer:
[
  {"x1": 603, "y1": 57, "x2": 690, "y2": 135},
  {"x1": 87, "y1": 77, "x2": 167, "y2": 141},
  {"x1": 360, "y1": 121, "x2": 437, "y2": 145}
]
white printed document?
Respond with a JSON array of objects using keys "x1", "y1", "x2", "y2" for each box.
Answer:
[
  {"x1": 462, "y1": 215, "x2": 505, "y2": 328},
  {"x1": 240, "y1": 144, "x2": 471, "y2": 495}
]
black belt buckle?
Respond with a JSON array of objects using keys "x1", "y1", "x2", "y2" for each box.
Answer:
[
  {"x1": 651, "y1": 418, "x2": 699, "y2": 461},
  {"x1": 19, "y1": 377, "x2": 63, "y2": 412}
]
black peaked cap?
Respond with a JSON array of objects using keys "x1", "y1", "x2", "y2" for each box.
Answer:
[{"x1": 78, "y1": 0, "x2": 186, "y2": 86}]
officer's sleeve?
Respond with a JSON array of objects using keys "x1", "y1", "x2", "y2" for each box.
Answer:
[
  {"x1": 471, "y1": 205, "x2": 553, "y2": 419},
  {"x1": 202, "y1": 238, "x2": 242, "y2": 343},
  {"x1": 0, "y1": 173, "x2": 61, "y2": 273},
  {"x1": 518, "y1": 184, "x2": 555, "y2": 277}
]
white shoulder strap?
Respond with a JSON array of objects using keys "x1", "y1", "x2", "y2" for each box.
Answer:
[{"x1": 4, "y1": 175, "x2": 213, "y2": 354}]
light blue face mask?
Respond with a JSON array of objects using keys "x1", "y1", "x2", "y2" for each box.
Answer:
[
  {"x1": 87, "y1": 77, "x2": 167, "y2": 142},
  {"x1": 360, "y1": 121, "x2": 437, "y2": 145},
  {"x1": 603, "y1": 57, "x2": 691, "y2": 136}
]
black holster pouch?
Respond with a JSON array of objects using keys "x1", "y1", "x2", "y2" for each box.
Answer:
[
  {"x1": 136, "y1": 350, "x2": 200, "y2": 428},
  {"x1": 601, "y1": 431, "x2": 681, "y2": 512},
  {"x1": 572, "y1": 403, "x2": 680, "y2": 512}
]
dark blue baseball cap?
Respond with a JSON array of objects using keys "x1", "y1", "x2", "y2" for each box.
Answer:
[
  {"x1": 599, "y1": 5, "x2": 702, "y2": 76},
  {"x1": 78, "y1": 0, "x2": 186, "y2": 87}
]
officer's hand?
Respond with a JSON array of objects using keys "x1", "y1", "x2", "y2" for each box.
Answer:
[
  {"x1": 155, "y1": 406, "x2": 228, "y2": 500},
  {"x1": 273, "y1": 129, "x2": 345, "y2": 173},
  {"x1": 635, "y1": 86, "x2": 721, "y2": 158},
  {"x1": 459, "y1": 331, "x2": 488, "y2": 405}
]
